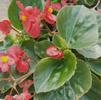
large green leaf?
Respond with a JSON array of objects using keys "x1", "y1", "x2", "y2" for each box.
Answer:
[
  {"x1": 34, "y1": 82, "x2": 75, "y2": 100},
  {"x1": 8, "y1": 0, "x2": 44, "y2": 30},
  {"x1": 34, "y1": 50, "x2": 77, "y2": 93},
  {"x1": 70, "y1": 60, "x2": 92, "y2": 98},
  {"x1": 34, "y1": 60, "x2": 92, "y2": 100},
  {"x1": 56, "y1": 5, "x2": 98, "y2": 49},
  {"x1": 80, "y1": 74, "x2": 101, "y2": 100},
  {"x1": 77, "y1": 45, "x2": 101, "y2": 59},
  {"x1": 77, "y1": 11, "x2": 101, "y2": 59},
  {"x1": 88, "y1": 59, "x2": 101, "y2": 76}
]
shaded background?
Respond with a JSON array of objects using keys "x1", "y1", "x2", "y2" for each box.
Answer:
[{"x1": 0, "y1": 0, "x2": 10, "y2": 20}]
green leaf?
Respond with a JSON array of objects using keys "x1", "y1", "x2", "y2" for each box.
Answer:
[
  {"x1": 77, "y1": 0, "x2": 99, "y2": 8},
  {"x1": 8, "y1": 0, "x2": 44, "y2": 30},
  {"x1": 70, "y1": 60, "x2": 92, "y2": 98},
  {"x1": 21, "y1": 40, "x2": 39, "y2": 71},
  {"x1": 77, "y1": 45, "x2": 101, "y2": 59},
  {"x1": 34, "y1": 50, "x2": 77, "y2": 93},
  {"x1": 77, "y1": 11, "x2": 101, "y2": 59},
  {"x1": 56, "y1": 5, "x2": 98, "y2": 49},
  {"x1": 3, "y1": 35, "x2": 14, "y2": 48},
  {"x1": 34, "y1": 40, "x2": 52, "y2": 58},
  {"x1": 33, "y1": 0, "x2": 45, "y2": 10},
  {"x1": 80, "y1": 74, "x2": 101, "y2": 100},
  {"x1": 0, "y1": 73, "x2": 12, "y2": 93},
  {"x1": 88, "y1": 59, "x2": 101, "y2": 76},
  {"x1": 34, "y1": 82, "x2": 75, "y2": 100},
  {"x1": 34, "y1": 60, "x2": 92, "y2": 100},
  {"x1": 53, "y1": 34, "x2": 68, "y2": 49}
]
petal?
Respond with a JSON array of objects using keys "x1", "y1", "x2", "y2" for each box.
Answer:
[
  {"x1": 8, "y1": 56, "x2": 15, "y2": 66},
  {"x1": 51, "y1": 3, "x2": 61, "y2": 10},
  {"x1": 16, "y1": 59, "x2": 29, "y2": 73},
  {"x1": 0, "y1": 20, "x2": 11, "y2": 35},
  {"x1": 1, "y1": 63, "x2": 10, "y2": 72},
  {"x1": 27, "y1": 22, "x2": 40, "y2": 38},
  {"x1": 16, "y1": 0, "x2": 25, "y2": 11},
  {"x1": 8, "y1": 45, "x2": 24, "y2": 61}
]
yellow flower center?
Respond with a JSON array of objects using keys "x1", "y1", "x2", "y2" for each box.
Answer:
[
  {"x1": 20, "y1": 15, "x2": 27, "y2": 21},
  {"x1": 1, "y1": 56, "x2": 8, "y2": 63},
  {"x1": 48, "y1": 7, "x2": 53, "y2": 13}
]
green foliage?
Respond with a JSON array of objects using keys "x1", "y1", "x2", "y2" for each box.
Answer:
[
  {"x1": 80, "y1": 74, "x2": 101, "y2": 100},
  {"x1": 77, "y1": 0, "x2": 99, "y2": 8},
  {"x1": 34, "y1": 50, "x2": 77, "y2": 93},
  {"x1": 1, "y1": 0, "x2": 101, "y2": 99},
  {"x1": 0, "y1": 73, "x2": 11, "y2": 93},
  {"x1": 34, "y1": 40, "x2": 52, "y2": 58},
  {"x1": 56, "y1": 5, "x2": 98, "y2": 49},
  {"x1": 34, "y1": 60, "x2": 92, "y2": 100}
]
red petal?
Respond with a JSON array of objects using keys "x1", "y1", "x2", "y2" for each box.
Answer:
[
  {"x1": 16, "y1": 0, "x2": 25, "y2": 11},
  {"x1": 46, "y1": 45, "x2": 64, "y2": 59},
  {"x1": 19, "y1": 80, "x2": 33, "y2": 89},
  {"x1": 16, "y1": 59, "x2": 29, "y2": 73},
  {"x1": 8, "y1": 45, "x2": 24, "y2": 61},
  {"x1": 5, "y1": 95, "x2": 14, "y2": 100},
  {"x1": 0, "y1": 20, "x2": 11, "y2": 35},
  {"x1": 27, "y1": 22, "x2": 40, "y2": 38},
  {"x1": 51, "y1": 3, "x2": 61, "y2": 10}
]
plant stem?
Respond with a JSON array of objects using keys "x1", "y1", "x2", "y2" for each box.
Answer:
[
  {"x1": 0, "y1": 78, "x2": 14, "y2": 81},
  {"x1": 43, "y1": 22, "x2": 53, "y2": 35},
  {"x1": 11, "y1": 26, "x2": 21, "y2": 34},
  {"x1": 16, "y1": 71, "x2": 33, "y2": 83}
]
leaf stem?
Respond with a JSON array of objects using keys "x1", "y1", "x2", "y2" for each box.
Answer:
[{"x1": 0, "y1": 78, "x2": 14, "y2": 81}]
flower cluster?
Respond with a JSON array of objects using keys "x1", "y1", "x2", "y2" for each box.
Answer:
[
  {"x1": 0, "y1": 45, "x2": 30, "y2": 73},
  {"x1": 16, "y1": 0, "x2": 56, "y2": 39},
  {"x1": 0, "y1": 0, "x2": 80, "y2": 100},
  {"x1": 5, "y1": 80, "x2": 32, "y2": 100}
]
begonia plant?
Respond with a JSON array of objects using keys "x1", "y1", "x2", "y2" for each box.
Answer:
[{"x1": 0, "y1": 0, "x2": 101, "y2": 100}]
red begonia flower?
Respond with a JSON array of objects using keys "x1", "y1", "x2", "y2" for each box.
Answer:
[
  {"x1": 19, "y1": 80, "x2": 33, "y2": 91},
  {"x1": 46, "y1": 45, "x2": 64, "y2": 59},
  {"x1": 5, "y1": 95, "x2": 14, "y2": 100},
  {"x1": 0, "y1": 20, "x2": 11, "y2": 35},
  {"x1": 16, "y1": 0, "x2": 41, "y2": 38},
  {"x1": 0, "y1": 53, "x2": 15, "y2": 72},
  {"x1": 42, "y1": 0, "x2": 56, "y2": 24},
  {"x1": 16, "y1": 58, "x2": 29, "y2": 73},
  {"x1": 7, "y1": 45, "x2": 30, "y2": 73},
  {"x1": 7, "y1": 45, "x2": 24, "y2": 61},
  {"x1": 15, "y1": 91, "x2": 31, "y2": 100}
]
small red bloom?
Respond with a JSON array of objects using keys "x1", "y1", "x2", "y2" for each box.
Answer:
[
  {"x1": 16, "y1": 59, "x2": 29, "y2": 73},
  {"x1": 5, "y1": 95, "x2": 14, "y2": 100},
  {"x1": 16, "y1": 0, "x2": 41, "y2": 38},
  {"x1": 0, "y1": 20, "x2": 11, "y2": 35},
  {"x1": 7, "y1": 45, "x2": 30, "y2": 73},
  {"x1": 19, "y1": 80, "x2": 33, "y2": 91},
  {"x1": 46, "y1": 45, "x2": 64, "y2": 59},
  {"x1": 42, "y1": 0, "x2": 56, "y2": 24},
  {"x1": 15, "y1": 91, "x2": 31, "y2": 100},
  {"x1": 0, "y1": 53, "x2": 15, "y2": 72},
  {"x1": 7, "y1": 45, "x2": 24, "y2": 61}
]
